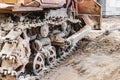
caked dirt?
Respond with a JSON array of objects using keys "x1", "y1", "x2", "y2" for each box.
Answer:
[{"x1": 41, "y1": 16, "x2": 120, "y2": 80}]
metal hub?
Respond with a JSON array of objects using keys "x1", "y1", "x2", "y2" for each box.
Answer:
[{"x1": 40, "y1": 24, "x2": 49, "y2": 37}]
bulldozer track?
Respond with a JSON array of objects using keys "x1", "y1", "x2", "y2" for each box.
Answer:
[{"x1": 0, "y1": 8, "x2": 91, "y2": 80}]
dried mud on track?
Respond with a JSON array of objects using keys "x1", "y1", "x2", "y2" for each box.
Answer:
[{"x1": 41, "y1": 16, "x2": 120, "y2": 80}]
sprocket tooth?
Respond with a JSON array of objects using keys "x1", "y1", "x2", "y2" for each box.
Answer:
[
  {"x1": 11, "y1": 71, "x2": 17, "y2": 76},
  {"x1": 4, "y1": 40, "x2": 18, "y2": 43},
  {"x1": 43, "y1": 67, "x2": 48, "y2": 71},
  {"x1": 59, "y1": 57, "x2": 65, "y2": 61},
  {"x1": 18, "y1": 76, "x2": 25, "y2": 80},
  {"x1": 44, "y1": 69, "x2": 50, "y2": 73},
  {"x1": 66, "y1": 54, "x2": 71, "y2": 57},
  {"x1": 1, "y1": 70, "x2": 17, "y2": 76},
  {"x1": 63, "y1": 55, "x2": 68, "y2": 59},
  {"x1": 3, "y1": 70, "x2": 8, "y2": 75},
  {"x1": 53, "y1": 60, "x2": 60, "y2": 66},
  {"x1": 9, "y1": 56, "x2": 16, "y2": 60},
  {"x1": 1, "y1": 69, "x2": 8, "y2": 75},
  {"x1": 70, "y1": 49, "x2": 75, "y2": 54},
  {"x1": 56, "y1": 59, "x2": 62, "y2": 63},
  {"x1": 46, "y1": 64, "x2": 54, "y2": 69},
  {"x1": 1, "y1": 55, "x2": 16, "y2": 61},
  {"x1": 2, "y1": 55, "x2": 6, "y2": 59},
  {"x1": 52, "y1": 62, "x2": 58, "y2": 66},
  {"x1": 49, "y1": 65, "x2": 55, "y2": 69},
  {"x1": 74, "y1": 46, "x2": 78, "y2": 50},
  {"x1": 72, "y1": 47, "x2": 77, "y2": 52},
  {"x1": 76, "y1": 42, "x2": 80, "y2": 47},
  {"x1": 8, "y1": 70, "x2": 11, "y2": 74},
  {"x1": 67, "y1": 52, "x2": 72, "y2": 56}
]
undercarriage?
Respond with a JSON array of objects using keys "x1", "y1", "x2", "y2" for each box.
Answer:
[
  {"x1": 0, "y1": 0, "x2": 101, "y2": 80},
  {"x1": 0, "y1": 8, "x2": 92, "y2": 80}
]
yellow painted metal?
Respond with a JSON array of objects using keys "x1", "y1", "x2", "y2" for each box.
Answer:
[
  {"x1": 0, "y1": 0, "x2": 2, "y2": 3},
  {"x1": 0, "y1": 0, "x2": 18, "y2": 4},
  {"x1": 76, "y1": 0, "x2": 102, "y2": 29}
]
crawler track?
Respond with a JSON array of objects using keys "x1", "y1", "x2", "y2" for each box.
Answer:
[{"x1": 0, "y1": 8, "x2": 91, "y2": 80}]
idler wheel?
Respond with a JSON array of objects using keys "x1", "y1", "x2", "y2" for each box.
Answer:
[{"x1": 33, "y1": 52, "x2": 45, "y2": 75}]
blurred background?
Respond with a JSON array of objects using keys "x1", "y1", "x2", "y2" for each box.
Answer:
[{"x1": 96, "y1": 0, "x2": 120, "y2": 17}]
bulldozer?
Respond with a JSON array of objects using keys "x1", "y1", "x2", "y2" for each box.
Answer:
[{"x1": 0, "y1": 0, "x2": 101, "y2": 80}]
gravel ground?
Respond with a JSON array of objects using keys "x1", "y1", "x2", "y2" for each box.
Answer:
[{"x1": 41, "y1": 16, "x2": 120, "y2": 80}]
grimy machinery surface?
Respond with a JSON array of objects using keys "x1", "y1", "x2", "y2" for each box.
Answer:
[{"x1": 0, "y1": 0, "x2": 101, "y2": 80}]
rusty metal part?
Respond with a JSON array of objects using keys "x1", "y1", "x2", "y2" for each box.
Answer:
[
  {"x1": 76, "y1": 0, "x2": 101, "y2": 29},
  {"x1": 0, "y1": 0, "x2": 66, "y2": 12},
  {"x1": 0, "y1": 14, "x2": 92, "y2": 80},
  {"x1": 67, "y1": 24, "x2": 92, "y2": 46},
  {"x1": 21, "y1": 0, "x2": 40, "y2": 7},
  {"x1": 40, "y1": 24, "x2": 49, "y2": 37},
  {"x1": 0, "y1": 29, "x2": 31, "y2": 79},
  {"x1": 32, "y1": 40, "x2": 43, "y2": 51},
  {"x1": 0, "y1": 41, "x2": 17, "y2": 58},
  {"x1": 0, "y1": 0, "x2": 101, "y2": 79},
  {"x1": 1, "y1": 29, "x2": 22, "y2": 40},
  {"x1": 33, "y1": 51, "x2": 45, "y2": 76},
  {"x1": 44, "y1": 46, "x2": 56, "y2": 67}
]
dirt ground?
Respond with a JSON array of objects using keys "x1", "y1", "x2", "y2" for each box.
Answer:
[{"x1": 41, "y1": 16, "x2": 120, "y2": 80}]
